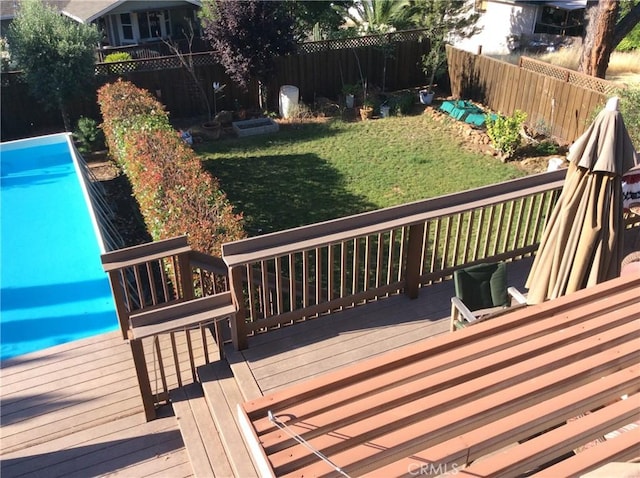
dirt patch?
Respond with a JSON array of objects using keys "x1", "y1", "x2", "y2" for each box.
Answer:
[
  {"x1": 84, "y1": 151, "x2": 118, "y2": 180},
  {"x1": 85, "y1": 152, "x2": 151, "y2": 248},
  {"x1": 423, "y1": 98, "x2": 567, "y2": 175}
]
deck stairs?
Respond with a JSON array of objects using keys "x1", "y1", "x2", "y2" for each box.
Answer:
[{"x1": 170, "y1": 328, "x2": 261, "y2": 478}]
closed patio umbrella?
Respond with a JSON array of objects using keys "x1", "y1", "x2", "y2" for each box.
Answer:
[{"x1": 526, "y1": 97, "x2": 638, "y2": 304}]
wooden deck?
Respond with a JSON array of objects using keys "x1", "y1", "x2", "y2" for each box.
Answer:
[
  {"x1": 239, "y1": 273, "x2": 640, "y2": 478},
  {"x1": 0, "y1": 256, "x2": 558, "y2": 478},
  {"x1": 235, "y1": 258, "x2": 534, "y2": 397},
  {"x1": 0, "y1": 332, "x2": 192, "y2": 477}
]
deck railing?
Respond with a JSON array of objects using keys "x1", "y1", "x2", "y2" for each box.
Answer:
[
  {"x1": 101, "y1": 171, "x2": 640, "y2": 419},
  {"x1": 101, "y1": 236, "x2": 231, "y2": 420},
  {"x1": 222, "y1": 170, "x2": 569, "y2": 350}
]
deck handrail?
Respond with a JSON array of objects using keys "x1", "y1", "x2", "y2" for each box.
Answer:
[
  {"x1": 222, "y1": 170, "x2": 567, "y2": 266},
  {"x1": 101, "y1": 238, "x2": 230, "y2": 420},
  {"x1": 101, "y1": 168, "x2": 639, "y2": 419},
  {"x1": 223, "y1": 170, "x2": 569, "y2": 350}
]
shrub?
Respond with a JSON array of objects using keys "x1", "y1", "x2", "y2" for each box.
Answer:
[
  {"x1": 104, "y1": 52, "x2": 133, "y2": 62},
  {"x1": 485, "y1": 110, "x2": 527, "y2": 160},
  {"x1": 395, "y1": 92, "x2": 415, "y2": 115},
  {"x1": 97, "y1": 80, "x2": 245, "y2": 255},
  {"x1": 616, "y1": 85, "x2": 640, "y2": 149},
  {"x1": 103, "y1": 52, "x2": 135, "y2": 74},
  {"x1": 73, "y1": 116, "x2": 105, "y2": 154},
  {"x1": 534, "y1": 140, "x2": 559, "y2": 156}
]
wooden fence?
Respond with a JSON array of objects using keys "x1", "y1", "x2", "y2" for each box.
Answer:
[
  {"x1": 446, "y1": 46, "x2": 622, "y2": 145},
  {"x1": 3, "y1": 37, "x2": 625, "y2": 143},
  {"x1": 1, "y1": 30, "x2": 430, "y2": 141}
]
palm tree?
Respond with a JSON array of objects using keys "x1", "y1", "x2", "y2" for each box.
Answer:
[
  {"x1": 335, "y1": 0, "x2": 415, "y2": 92},
  {"x1": 337, "y1": 0, "x2": 413, "y2": 34}
]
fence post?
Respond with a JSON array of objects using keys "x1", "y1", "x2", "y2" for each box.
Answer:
[
  {"x1": 229, "y1": 265, "x2": 249, "y2": 350},
  {"x1": 404, "y1": 222, "x2": 425, "y2": 299}
]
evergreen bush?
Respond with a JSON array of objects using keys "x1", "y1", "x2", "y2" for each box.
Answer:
[
  {"x1": 97, "y1": 80, "x2": 245, "y2": 255},
  {"x1": 73, "y1": 116, "x2": 105, "y2": 154}
]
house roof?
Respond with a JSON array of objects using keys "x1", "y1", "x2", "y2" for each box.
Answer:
[
  {"x1": 63, "y1": 0, "x2": 202, "y2": 23},
  {"x1": 0, "y1": 0, "x2": 67, "y2": 20},
  {"x1": 1, "y1": 0, "x2": 202, "y2": 23},
  {"x1": 62, "y1": 0, "x2": 126, "y2": 23}
]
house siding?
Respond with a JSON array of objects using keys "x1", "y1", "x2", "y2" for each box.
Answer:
[{"x1": 453, "y1": 0, "x2": 540, "y2": 55}]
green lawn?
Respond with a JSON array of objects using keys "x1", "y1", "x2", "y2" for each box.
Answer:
[{"x1": 197, "y1": 113, "x2": 527, "y2": 235}]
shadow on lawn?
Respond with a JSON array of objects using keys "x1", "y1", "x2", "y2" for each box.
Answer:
[{"x1": 204, "y1": 152, "x2": 375, "y2": 235}]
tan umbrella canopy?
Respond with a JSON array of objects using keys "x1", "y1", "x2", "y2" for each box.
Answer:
[{"x1": 526, "y1": 97, "x2": 638, "y2": 304}]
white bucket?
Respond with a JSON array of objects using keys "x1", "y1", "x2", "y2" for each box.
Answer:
[
  {"x1": 279, "y1": 85, "x2": 299, "y2": 118},
  {"x1": 547, "y1": 156, "x2": 564, "y2": 171},
  {"x1": 346, "y1": 94, "x2": 355, "y2": 109},
  {"x1": 380, "y1": 105, "x2": 391, "y2": 118}
]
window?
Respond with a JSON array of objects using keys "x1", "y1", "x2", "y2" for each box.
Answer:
[
  {"x1": 139, "y1": 10, "x2": 170, "y2": 39},
  {"x1": 120, "y1": 13, "x2": 133, "y2": 41}
]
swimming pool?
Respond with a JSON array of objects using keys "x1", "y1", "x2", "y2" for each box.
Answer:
[{"x1": 1, "y1": 133, "x2": 118, "y2": 361}]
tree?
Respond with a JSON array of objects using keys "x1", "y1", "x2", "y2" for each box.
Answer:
[
  {"x1": 201, "y1": 0, "x2": 297, "y2": 110},
  {"x1": 412, "y1": 0, "x2": 481, "y2": 93},
  {"x1": 284, "y1": 1, "x2": 350, "y2": 41},
  {"x1": 163, "y1": 20, "x2": 213, "y2": 121},
  {"x1": 7, "y1": 0, "x2": 100, "y2": 131},
  {"x1": 615, "y1": 0, "x2": 640, "y2": 48},
  {"x1": 336, "y1": 0, "x2": 414, "y2": 35},
  {"x1": 579, "y1": 0, "x2": 640, "y2": 78}
]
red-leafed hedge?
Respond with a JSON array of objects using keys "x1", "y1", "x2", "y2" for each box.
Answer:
[{"x1": 97, "y1": 79, "x2": 245, "y2": 255}]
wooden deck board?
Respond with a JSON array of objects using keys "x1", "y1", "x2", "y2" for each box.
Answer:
[
  {"x1": 199, "y1": 362, "x2": 260, "y2": 477},
  {"x1": 240, "y1": 257, "x2": 534, "y2": 395},
  {"x1": 0, "y1": 332, "x2": 192, "y2": 478},
  {"x1": 171, "y1": 383, "x2": 234, "y2": 478}
]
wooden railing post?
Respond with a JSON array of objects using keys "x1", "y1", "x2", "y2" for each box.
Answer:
[
  {"x1": 178, "y1": 251, "x2": 195, "y2": 300},
  {"x1": 129, "y1": 338, "x2": 156, "y2": 421},
  {"x1": 229, "y1": 265, "x2": 249, "y2": 350},
  {"x1": 404, "y1": 222, "x2": 425, "y2": 299},
  {"x1": 106, "y1": 269, "x2": 130, "y2": 339}
]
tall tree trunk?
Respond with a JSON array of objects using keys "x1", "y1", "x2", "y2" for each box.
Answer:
[
  {"x1": 60, "y1": 101, "x2": 71, "y2": 132},
  {"x1": 578, "y1": 0, "x2": 619, "y2": 78},
  {"x1": 613, "y1": 2, "x2": 640, "y2": 47}
]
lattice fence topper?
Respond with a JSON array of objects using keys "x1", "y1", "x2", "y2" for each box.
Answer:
[
  {"x1": 297, "y1": 28, "x2": 427, "y2": 55},
  {"x1": 519, "y1": 56, "x2": 621, "y2": 95},
  {"x1": 94, "y1": 29, "x2": 429, "y2": 75},
  {"x1": 95, "y1": 53, "x2": 217, "y2": 76}
]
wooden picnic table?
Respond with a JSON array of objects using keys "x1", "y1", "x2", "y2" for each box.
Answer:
[{"x1": 238, "y1": 273, "x2": 640, "y2": 478}]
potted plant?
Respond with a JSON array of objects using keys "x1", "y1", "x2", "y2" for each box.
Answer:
[
  {"x1": 360, "y1": 99, "x2": 374, "y2": 120},
  {"x1": 419, "y1": 37, "x2": 446, "y2": 105},
  {"x1": 202, "y1": 81, "x2": 226, "y2": 139}
]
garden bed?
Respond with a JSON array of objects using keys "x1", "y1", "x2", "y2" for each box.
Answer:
[{"x1": 232, "y1": 118, "x2": 279, "y2": 137}]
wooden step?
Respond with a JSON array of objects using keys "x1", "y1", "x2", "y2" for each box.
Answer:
[
  {"x1": 199, "y1": 361, "x2": 259, "y2": 478},
  {"x1": 170, "y1": 383, "x2": 235, "y2": 478}
]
